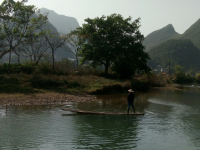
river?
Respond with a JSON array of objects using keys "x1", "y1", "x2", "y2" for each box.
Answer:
[{"x1": 0, "y1": 86, "x2": 200, "y2": 150}]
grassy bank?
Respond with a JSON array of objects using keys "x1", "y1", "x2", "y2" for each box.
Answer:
[
  {"x1": 0, "y1": 73, "x2": 132, "y2": 95},
  {"x1": 0, "y1": 72, "x2": 184, "y2": 98}
]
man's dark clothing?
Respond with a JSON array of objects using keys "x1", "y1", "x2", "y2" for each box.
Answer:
[
  {"x1": 127, "y1": 93, "x2": 135, "y2": 102},
  {"x1": 127, "y1": 93, "x2": 135, "y2": 113}
]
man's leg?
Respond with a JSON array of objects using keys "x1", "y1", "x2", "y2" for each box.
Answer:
[
  {"x1": 131, "y1": 102, "x2": 135, "y2": 113},
  {"x1": 127, "y1": 102, "x2": 130, "y2": 114}
]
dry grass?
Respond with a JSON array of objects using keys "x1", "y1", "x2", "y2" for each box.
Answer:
[{"x1": 0, "y1": 73, "x2": 127, "y2": 95}]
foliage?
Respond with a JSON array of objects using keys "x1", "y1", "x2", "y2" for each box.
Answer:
[
  {"x1": 0, "y1": 0, "x2": 48, "y2": 58},
  {"x1": 75, "y1": 14, "x2": 150, "y2": 76},
  {"x1": 174, "y1": 65, "x2": 184, "y2": 75},
  {"x1": 148, "y1": 39, "x2": 200, "y2": 72},
  {"x1": 180, "y1": 19, "x2": 200, "y2": 49},
  {"x1": 92, "y1": 84, "x2": 124, "y2": 95},
  {"x1": 45, "y1": 32, "x2": 68, "y2": 71},
  {"x1": 195, "y1": 73, "x2": 200, "y2": 84},
  {"x1": 131, "y1": 79, "x2": 149, "y2": 92},
  {"x1": 139, "y1": 73, "x2": 170, "y2": 87},
  {"x1": 21, "y1": 35, "x2": 50, "y2": 66},
  {"x1": 144, "y1": 19, "x2": 200, "y2": 52},
  {"x1": 143, "y1": 24, "x2": 180, "y2": 51},
  {"x1": 174, "y1": 65, "x2": 194, "y2": 83},
  {"x1": 66, "y1": 32, "x2": 84, "y2": 71},
  {"x1": 0, "y1": 63, "x2": 35, "y2": 74}
]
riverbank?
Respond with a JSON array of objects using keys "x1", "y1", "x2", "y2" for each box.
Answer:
[
  {"x1": 0, "y1": 84, "x2": 183, "y2": 106},
  {"x1": 149, "y1": 84, "x2": 184, "y2": 92},
  {"x1": 0, "y1": 93, "x2": 97, "y2": 106},
  {"x1": 0, "y1": 73, "x2": 183, "y2": 106}
]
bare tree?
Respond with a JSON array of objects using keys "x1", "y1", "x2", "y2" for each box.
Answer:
[
  {"x1": 0, "y1": 0, "x2": 48, "y2": 71},
  {"x1": 22, "y1": 35, "x2": 50, "y2": 65},
  {"x1": 45, "y1": 32, "x2": 68, "y2": 72},
  {"x1": 66, "y1": 33, "x2": 83, "y2": 72}
]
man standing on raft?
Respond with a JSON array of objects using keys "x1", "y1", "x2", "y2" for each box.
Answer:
[{"x1": 127, "y1": 89, "x2": 135, "y2": 114}]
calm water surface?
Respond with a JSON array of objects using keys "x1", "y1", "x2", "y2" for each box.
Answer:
[{"x1": 0, "y1": 86, "x2": 200, "y2": 150}]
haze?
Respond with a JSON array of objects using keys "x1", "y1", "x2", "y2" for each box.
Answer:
[{"x1": 1, "y1": 0, "x2": 200, "y2": 36}]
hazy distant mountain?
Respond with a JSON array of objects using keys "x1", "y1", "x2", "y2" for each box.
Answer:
[
  {"x1": 32, "y1": 13, "x2": 75, "y2": 59},
  {"x1": 31, "y1": 13, "x2": 58, "y2": 33},
  {"x1": 180, "y1": 18, "x2": 200, "y2": 49},
  {"x1": 40, "y1": 8, "x2": 79, "y2": 34},
  {"x1": 143, "y1": 24, "x2": 180, "y2": 51},
  {"x1": 148, "y1": 39, "x2": 200, "y2": 71},
  {"x1": 144, "y1": 18, "x2": 200, "y2": 51},
  {"x1": 38, "y1": 9, "x2": 76, "y2": 59}
]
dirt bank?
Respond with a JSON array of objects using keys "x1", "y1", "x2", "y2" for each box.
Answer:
[
  {"x1": 0, "y1": 84, "x2": 184, "y2": 106},
  {"x1": 0, "y1": 93, "x2": 96, "y2": 106},
  {"x1": 149, "y1": 84, "x2": 184, "y2": 92}
]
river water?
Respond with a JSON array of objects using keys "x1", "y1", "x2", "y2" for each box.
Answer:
[{"x1": 0, "y1": 86, "x2": 200, "y2": 150}]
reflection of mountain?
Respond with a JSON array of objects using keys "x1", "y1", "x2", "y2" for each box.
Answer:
[{"x1": 40, "y1": 8, "x2": 80, "y2": 34}]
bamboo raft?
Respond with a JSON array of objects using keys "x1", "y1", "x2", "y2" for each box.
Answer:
[{"x1": 62, "y1": 108, "x2": 145, "y2": 115}]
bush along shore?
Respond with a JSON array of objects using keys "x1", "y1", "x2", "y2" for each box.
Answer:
[
  {"x1": 1, "y1": 61, "x2": 198, "y2": 106},
  {"x1": 0, "y1": 71, "x2": 188, "y2": 106}
]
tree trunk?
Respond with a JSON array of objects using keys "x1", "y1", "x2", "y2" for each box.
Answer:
[
  {"x1": 34, "y1": 56, "x2": 36, "y2": 65},
  {"x1": 8, "y1": 50, "x2": 11, "y2": 73},
  {"x1": 18, "y1": 54, "x2": 20, "y2": 64},
  {"x1": 76, "y1": 55, "x2": 78, "y2": 71},
  {"x1": 52, "y1": 49, "x2": 55, "y2": 72},
  {"x1": 104, "y1": 59, "x2": 110, "y2": 76},
  {"x1": 105, "y1": 64, "x2": 109, "y2": 76}
]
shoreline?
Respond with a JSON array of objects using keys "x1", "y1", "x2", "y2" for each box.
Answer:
[
  {"x1": 149, "y1": 84, "x2": 184, "y2": 92},
  {"x1": 0, "y1": 93, "x2": 96, "y2": 106},
  {"x1": 0, "y1": 84, "x2": 183, "y2": 107}
]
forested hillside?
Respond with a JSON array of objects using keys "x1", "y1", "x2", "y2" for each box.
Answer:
[
  {"x1": 143, "y1": 24, "x2": 180, "y2": 51},
  {"x1": 144, "y1": 18, "x2": 200, "y2": 51},
  {"x1": 40, "y1": 8, "x2": 80, "y2": 34},
  {"x1": 148, "y1": 39, "x2": 200, "y2": 71},
  {"x1": 180, "y1": 19, "x2": 200, "y2": 49}
]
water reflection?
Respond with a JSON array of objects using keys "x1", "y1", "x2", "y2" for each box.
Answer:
[
  {"x1": 72, "y1": 114, "x2": 141, "y2": 149},
  {"x1": 0, "y1": 87, "x2": 200, "y2": 149},
  {"x1": 77, "y1": 93, "x2": 149, "y2": 114}
]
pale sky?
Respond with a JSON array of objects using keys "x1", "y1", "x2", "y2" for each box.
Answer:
[{"x1": 1, "y1": 0, "x2": 200, "y2": 36}]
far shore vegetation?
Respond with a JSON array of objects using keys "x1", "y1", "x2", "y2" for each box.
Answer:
[
  {"x1": 0, "y1": 0, "x2": 199, "y2": 99},
  {"x1": 0, "y1": 61, "x2": 200, "y2": 97}
]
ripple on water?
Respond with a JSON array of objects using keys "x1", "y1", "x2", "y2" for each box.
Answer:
[{"x1": 0, "y1": 96, "x2": 200, "y2": 150}]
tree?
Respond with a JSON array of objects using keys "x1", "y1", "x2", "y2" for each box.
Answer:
[
  {"x1": 75, "y1": 14, "x2": 150, "y2": 76},
  {"x1": 0, "y1": 0, "x2": 48, "y2": 69},
  {"x1": 45, "y1": 32, "x2": 68, "y2": 72},
  {"x1": 174, "y1": 65, "x2": 184, "y2": 75},
  {"x1": 22, "y1": 35, "x2": 49, "y2": 65},
  {"x1": 13, "y1": 46, "x2": 22, "y2": 64},
  {"x1": 66, "y1": 32, "x2": 84, "y2": 72}
]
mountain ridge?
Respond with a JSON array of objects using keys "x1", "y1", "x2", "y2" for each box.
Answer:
[
  {"x1": 143, "y1": 24, "x2": 180, "y2": 51},
  {"x1": 40, "y1": 8, "x2": 80, "y2": 34},
  {"x1": 144, "y1": 18, "x2": 200, "y2": 51},
  {"x1": 148, "y1": 39, "x2": 200, "y2": 71}
]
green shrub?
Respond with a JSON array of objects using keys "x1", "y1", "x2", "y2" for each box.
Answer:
[
  {"x1": 195, "y1": 73, "x2": 200, "y2": 83},
  {"x1": 67, "y1": 81, "x2": 80, "y2": 88},
  {"x1": 36, "y1": 62, "x2": 52, "y2": 74},
  {"x1": 93, "y1": 84, "x2": 124, "y2": 94},
  {"x1": 21, "y1": 63, "x2": 36, "y2": 74},
  {"x1": 30, "y1": 74, "x2": 81, "y2": 89},
  {"x1": 30, "y1": 75, "x2": 61, "y2": 88},
  {"x1": 0, "y1": 62, "x2": 36, "y2": 74},
  {"x1": 131, "y1": 79, "x2": 149, "y2": 92}
]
